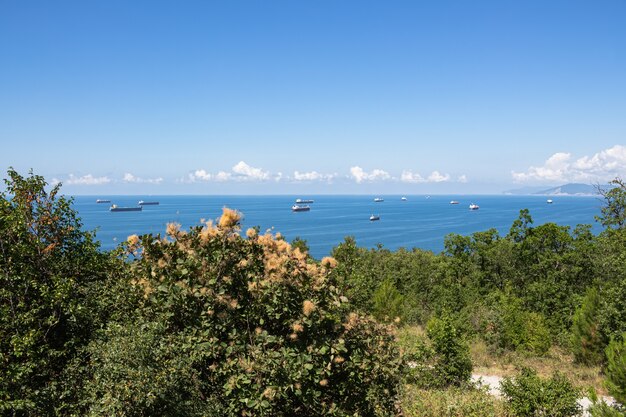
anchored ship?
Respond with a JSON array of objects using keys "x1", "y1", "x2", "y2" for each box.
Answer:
[
  {"x1": 292, "y1": 204, "x2": 311, "y2": 212},
  {"x1": 110, "y1": 205, "x2": 142, "y2": 212}
]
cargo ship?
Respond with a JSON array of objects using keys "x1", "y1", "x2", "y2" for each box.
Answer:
[
  {"x1": 292, "y1": 204, "x2": 311, "y2": 212},
  {"x1": 110, "y1": 205, "x2": 142, "y2": 212}
]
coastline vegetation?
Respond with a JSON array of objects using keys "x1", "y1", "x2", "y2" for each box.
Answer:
[{"x1": 2, "y1": 168, "x2": 626, "y2": 416}]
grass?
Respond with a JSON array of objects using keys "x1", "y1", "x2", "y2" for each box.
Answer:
[
  {"x1": 397, "y1": 326, "x2": 607, "y2": 417},
  {"x1": 470, "y1": 338, "x2": 607, "y2": 395},
  {"x1": 402, "y1": 384, "x2": 510, "y2": 417},
  {"x1": 397, "y1": 325, "x2": 608, "y2": 415},
  {"x1": 397, "y1": 325, "x2": 605, "y2": 394}
]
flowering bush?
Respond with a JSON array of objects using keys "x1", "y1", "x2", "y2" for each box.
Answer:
[{"x1": 87, "y1": 208, "x2": 402, "y2": 416}]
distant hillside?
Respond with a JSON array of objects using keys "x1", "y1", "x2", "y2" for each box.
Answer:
[
  {"x1": 535, "y1": 183, "x2": 598, "y2": 196},
  {"x1": 505, "y1": 183, "x2": 599, "y2": 196}
]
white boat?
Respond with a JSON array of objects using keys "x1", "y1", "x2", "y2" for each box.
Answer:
[
  {"x1": 295, "y1": 198, "x2": 314, "y2": 204},
  {"x1": 450, "y1": 200, "x2": 459, "y2": 205},
  {"x1": 96, "y1": 199, "x2": 111, "y2": 203},
  {"x1": 469, "y1": 203, "x2": 479, "y2": 210},
  {"x1": 110, "y1": 204, "x2": 142, "y2": 212},
  {"x1": 138, "y1": 200, "x2": 159, "y2": 205},
  {"x1": 292, "y1": 204, "x2": 311, "y2": 212},
  {"x1": 547, "y1": 199, "x2": 553, "y2": 204},
  {"x1": 374, "y1": 197, "x2": 384, "y2": 202},
  {"x1": 401, "y1": 197, "x2": 407, "y2": 201},
  {"x1": 370, "y1": 214, "x2": 380, "y2": 221}
]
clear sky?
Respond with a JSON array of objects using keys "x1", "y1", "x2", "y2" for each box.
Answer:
[{"x1": 1, "y1": 0, "x2": 625, "y2": 194}]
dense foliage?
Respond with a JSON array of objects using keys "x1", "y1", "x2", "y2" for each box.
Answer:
[
  {"x1": 3, "y1": 169, "x2": 626, "y2": 415},
  {"x1": 0, "y1": 170, "x2": 403, "y2": 416},
  {"x1": 85, "y1": 211, "x2": 403, "y2": 416},
  {"x1": 0, "y1": 169, "x2": 118, "y2": 415},
  {"x1": 334, "y1": 181, "x2": 626, "y2": 363}
]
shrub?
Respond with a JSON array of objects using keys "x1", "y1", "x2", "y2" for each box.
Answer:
[
  {"x1": 398, "y1": 327, "x2": 439, "y2": 388},
  {"x1": 85, "y1": 209, "x2": 403, "y2": 416},
  {"x1": 426, "y1": 313, "x2": 472, "y2": 387},
  {"x1": 587, "y1": 388, "x2": 626, "y2": 417},
  {"x1": 500, "y1": 368, "x2": 582, "y2": 417},
  {"x1": 85, "y1": 320, "x2": 216, "y2": 417},
  {"x1": 483, "y1": 291, "x2": 551, "y2": 355}
]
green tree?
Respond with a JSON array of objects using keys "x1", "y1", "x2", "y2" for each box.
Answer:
[
  {"x1": 0, "y1": 169, "x2": 114, "y2": 415},
  {"x1": 597, "y1": 178, "x2": 626, "y2": 229},
  {"x1": 372, "y1": 278, "x2": 404, "y2": 321},
  {"x1": 605, "y1": 334, "x2": 626, "y2": 406},
  {"x1": 571, "y1": 288, "x2": 605, "y2": 365}
]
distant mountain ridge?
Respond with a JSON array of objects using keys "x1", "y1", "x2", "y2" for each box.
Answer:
[
  {"x1": 505, "y1": 183, "x2": 598, "y2": 196},
  {"x1": 536, "y1": 183, "x2": 597, "y2": 196}
]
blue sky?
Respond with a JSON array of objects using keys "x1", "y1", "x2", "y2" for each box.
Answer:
[{"x1": 1, "y1": 0, "x2": 625, "y2": 194}]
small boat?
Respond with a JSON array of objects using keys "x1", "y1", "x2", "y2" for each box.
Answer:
[
  {"x1": 295, "y1": 199, "x2": 314, "y2": 204},
  {"x1": 96, "y1": 199, "x2": 111, "y2": 203},
  {"x1": 292, "y1": 204, "x2": 311, "y2": 212},
  {"x1": 138, "y1": 200, "x2": 159, "y2": 205},
  {"x1": 370, "y1": 214, "x2": 380, "y2": 221},
  {"x1": 401, "y1": 197, "x2": 407, "y2": 201},
  {"x1": 469, "y1": 203, "x2": 479, "y2": 210},
  {"x1": 110, "y1": 205, "x2": 142, "y2": 212},
  {"x1": 547, "y1": 199, "x2": 553, "y2": 204},
  {"x1": 374, "y1": 197, "x2": 384, "y2": 202},
  {"x1": 450, "y1": 200, "x2": 459, "y2": 205}
]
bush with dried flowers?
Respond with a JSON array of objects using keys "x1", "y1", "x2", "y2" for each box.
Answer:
[{"x1": 86, "y1": 207, "x2": 402, "y2": 416}]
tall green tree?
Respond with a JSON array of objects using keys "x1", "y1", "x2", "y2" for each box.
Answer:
[
  {"x1": 571, "y1": 288, "x2": 605, "y2": 365},
  {"x1": 597, "y1": 178, "x2": 626, "y2": 229},
  {"x1": 0, "y1": 169, "x2": 114, "y2": 415},
  {"x1": 605, "y1": 334, "x2": 626, "y2": 406}
]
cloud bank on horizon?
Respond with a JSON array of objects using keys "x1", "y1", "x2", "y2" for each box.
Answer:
[
  {"x1": 512, "y1": 145, "x2": 626, "y2": 184},
  {"x1": 47, "y1": 145, "x2": 625, "y2": 190}
]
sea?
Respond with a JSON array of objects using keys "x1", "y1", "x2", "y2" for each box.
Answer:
[{"x1": 73, "y1": 195, "x2": 603, "y2": 260}]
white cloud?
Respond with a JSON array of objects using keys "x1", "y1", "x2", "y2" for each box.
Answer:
[
  {"x1": 66, "y1": 174, "x2": 111, "y2": 185},
  {"x1": 187, "y1": 161, "x2": 270, "y2": 183},
  {"x1": 293, "y1": 170, "x2": 336, "y2": 182},
  {"x1": 512, "y1": 145, "x2": 626, "y2": 183},
  {"x1": 123, "y1": 173, "x2": 163, "y2": 184},
  {"x1": 188, "y1": 169, "x2": 212, "y2": 182},
  {"x1": 401, "y1": 170, "x2": 451, "y2": 183},
  {"x1": 458, "y1": 174, "x2": 468, "y2": 183},
  {"x1": 187, "y1": 169, "x2": 232, "y2": 182},
  {"x1": 349, "y1": 166, "x2": 391, "y2": 183},
  {"x1": 232, "y1": 161, "x2": 270, "y2": 180},
  {"x1": 427, "y1": 171, "x2": 450, "y2": 183},
  {"x1": 400, "y1": 170, "x2": 425, "y2": 183},
  {"x1": 214, "y1": 171, "x2": 232, "y2": 182}
]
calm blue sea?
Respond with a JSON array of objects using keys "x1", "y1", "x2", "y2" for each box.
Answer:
[{"x1": 72, "y1": 195, "x2": 603, "y2": 259}]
